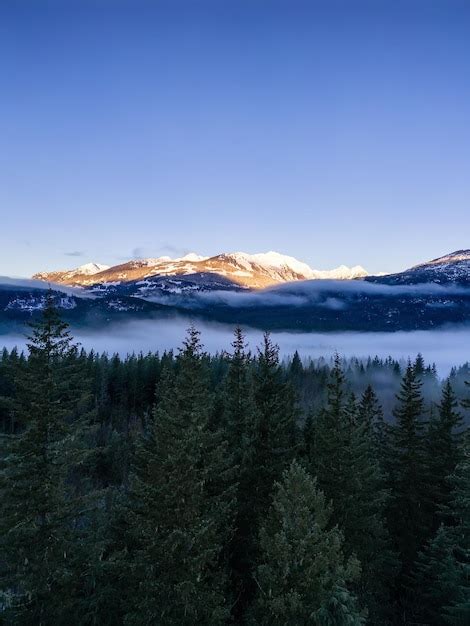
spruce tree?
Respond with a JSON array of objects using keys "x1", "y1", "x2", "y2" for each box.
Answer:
[
  {"x1": 0, "y1": 293, "x2": 93, "y2": 624},
  {"x1": 426, "y1": 379, "x2": 464, "y2": 530},
  {"x1": 251, "y1": 332, "x2": 298, "y2": 526},
  {"x1": 251, "y1": 461, "x2": 363, "y2": 625},
  {"x1": 410, "y1": 434, "x2": 470, "y2": 625},
  {"x1": 387, "y1": 362, "x2": 429, "y2": 578},
  {"x1": 115, "y1": 327, "x2": 235, "y2": 625},
  {"x1": 222, "y1": 327, "x2": 258, "y2": 618},
  {"x1": 309, "y1": 356, "x2": 396, "y2": 621},
  {"x1": 358, "y1": 384, "x2": 383, "y2": 431}
]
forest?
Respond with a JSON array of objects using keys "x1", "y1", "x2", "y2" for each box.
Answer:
[{"x1": 0, "y1": 294, "x2": 469, "y2": 625}]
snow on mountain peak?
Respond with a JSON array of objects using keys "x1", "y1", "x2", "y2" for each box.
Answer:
[
  {"x1": 75, "y1": 263, "x2": 110, "y2": 275},
  {"x1": 33, "y1": 250, "x2": 369, "y2": 289},
  {"x1": 221, "y1": 251, "x2": 367, "y2": 280},
  {"x1": 415, "y1": 249, "x2": 470, "y2": 268},
  {"x1": 175, "y1": 253, "x2": 209, "y2": 262}
]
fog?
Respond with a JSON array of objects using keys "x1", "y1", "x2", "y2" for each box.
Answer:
[
  {"x1": 146, "y1": 279, "x2": 470, "y2": 311},
  {"x1": 2, "y1": 317, "x2": 469, "y2": 377}
]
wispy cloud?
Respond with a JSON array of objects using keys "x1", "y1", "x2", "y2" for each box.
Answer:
[
  {"x1": 64, "y1": 251, "x2": 84, "y2": 257},
  {"x1": 119, "y1": 243, "x2": 197, "y2": 261}
]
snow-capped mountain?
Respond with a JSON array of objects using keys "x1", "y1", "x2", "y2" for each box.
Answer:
[
  {"x1": 33, "y1": 251, "x2": 367, "y2": 290},
  {"x1": 3, "y1": 248, "x2": 470, "y2": 333},
  {"x1": 367, "y1": 249, "x2": 470, "y2": 286},
  {"x1": 34, "y1": 262, "x2": 110, "y2": 286}
]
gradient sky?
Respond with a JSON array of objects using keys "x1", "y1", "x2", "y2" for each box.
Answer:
[{"x1": 1, "y1": 0, "x2": 470, "y2": 277}]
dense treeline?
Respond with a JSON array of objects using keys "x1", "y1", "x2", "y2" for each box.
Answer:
[{"x1": 1, "y1": 296, "x2": 469, "y2": 624}]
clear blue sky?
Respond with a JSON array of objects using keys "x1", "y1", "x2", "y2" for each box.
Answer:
[{"x1": 1, "y1": 0, "x2": 469, "y2": 277}]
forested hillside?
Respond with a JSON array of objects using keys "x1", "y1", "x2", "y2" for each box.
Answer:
[{"x1": 1, "y1": 295, "x2": 469, "y2": 624}]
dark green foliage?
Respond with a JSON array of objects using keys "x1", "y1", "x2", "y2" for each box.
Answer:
[
  {"x1": 426, "y1": 379, "x2": 464, "y2": 529},
  {"x1": 308, "y1": 356, "x2": 396, "y2": 621},
  {"x1": 251, "y1": 332, "x2": 298, "y2": 513},
  {"x1": 410, "y1": 435, "x2": 470, "y2": 624},
  {"x1": 1, "y1": 313, "x2": 470, "y2": 625},
  {"x1": 113, "y1": 327, "x2": 235, "y2": 625},
  {"x1": 0, "y1": 293, "x2": 94, "y2": 624},
  {"x1": 222, "y1": 328, "x2": 258, "y2": 617},
  {"x1": 387, "y1": 362, "x2": 430, "y2": 576},
  {"x1": 251, "y1": 461, "x2": 364, "y2": 625}
]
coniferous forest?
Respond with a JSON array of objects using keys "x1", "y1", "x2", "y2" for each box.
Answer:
[{"x1": 1, "y1": 296, "x2": 469, "y2": 625}]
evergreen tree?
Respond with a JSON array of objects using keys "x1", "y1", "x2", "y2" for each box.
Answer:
[
  {"x1": 410, "y1": 435, "x2": 470, "y2": 625},
  {"x1": 225, "y1": 331, "x2": 298, "y2": 619},
  {"x1": 358, "y1": 384, "x2": 383, "y2": 431},
  {"x1": 289, "y1": 350, "x2": 303, "y2": 379},
  {"x1": 310, "y1": 356, "x2": 396, "y2": 621},
  {"x1": 0, "y1": 293, "x2": 93, "y2": 624},
  {"x1": 387, "y1": 362, "x2": 429, "y2": 579},
  {"x1": 426, "y1": 379, "x2": 464, "y2": 530},
  {"x1": 222, "y1": 327, "x2": 258, "y2": 618},
  {"x1": 251, "y1": 461, "x2": 363, "y2": 625},
  {"x1": 115, "y1": 327, "x2": 235, "y2": 625},
  {"x1": 251, "y1": 331, "x2": 298, "y2": 524}
]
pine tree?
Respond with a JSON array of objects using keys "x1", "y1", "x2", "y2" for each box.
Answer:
[
  {"x1": 358, "y1": 384, "x2": 383, "y2": 431},
  {"x1": 410, "y1": 435, "x2": 470, "y2": 625},
  {"x1": 426, "y1": 379, "x2": 464, "y2": 530},
  {"x1": 0, "y1": 293, "x2": 93, "y2": 624},
  {"x1": 222, "y1": 327, "x2": 258, "y2": 618},
  {"x1": 115, "y1": 327, "x2": 235, "y2": 625},
  {"x1": 251, "y1": 331, "x2": 298, "y2": 524},
  {"x1": 251, "y1": 461, "x2": 364, "y2": 625},
  {"x1": 409, "y1": 525, "x2": 460, "y2": 624},
  {"x1": 309, "y1": 356, "x2": 396, "y2": 621},
  {"x1": 387, "y1": 362, "x2": 429, "y2": 579},
  {"x1": 223, "y1": 327, "x2": 255, "y2": 465}
]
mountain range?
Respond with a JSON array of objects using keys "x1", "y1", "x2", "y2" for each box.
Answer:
[
  {"x1": 1, "y1": 249, "x2": 469, "y2": 334},
  {"x1": 33, "y1": 251, "x2": 368, "y2": 290}
]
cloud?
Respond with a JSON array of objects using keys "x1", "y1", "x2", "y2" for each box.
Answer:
[
  {"x1": 1, "y1": 318, "x2": 469, "y2": 377},
  {"x1": 143, "y1": 278, "x2": 470, "y2": 313},
  {"x1": 128, "y1": 244, "x2": 199, "y2": 261},
  {"x1": 64, "y1": 251, "x2": 85, "y2": 257}
]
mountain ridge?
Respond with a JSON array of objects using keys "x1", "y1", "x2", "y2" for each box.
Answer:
[{"x1": 33, "y1": 251, "x2": 368, "y2": 289}]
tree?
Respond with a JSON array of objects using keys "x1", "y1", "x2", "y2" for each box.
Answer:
[
  {"x1": 387, "y1": 362, "x2": 429, "y2": 578},
  {"x1": 115, "y1": 327, "x2": 235, "y2": 625},
  {"x1": 222, "y1": 328, "x2": 258, "y2": 618},
  {"x1": 410, "y1": 434, "x2": 470, "y2": 625},
  {"x1": 358, "y1": 384, "x2": 383, "y2": 431},
  {"x1": 250, "y1": 332, "x2": 298, "y2": 530},
  {"x1": 0, "y1": 293, "x2": 93, "y2": 624},
  {"x1": 309, "y1": 356, "x2": 396, "y2": 622},
  {"x1": 224, "y1": 331, "x2": 298, "y2": 619},
  {"x1": 251, "y1": 461, "x2": 363, "y2": 625},
  {"x1": 426, "y1": 379, "x2": 464, "y2": 530}
]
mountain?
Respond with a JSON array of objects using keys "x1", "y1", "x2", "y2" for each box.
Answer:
[
  {"x1": 33, "y1": 251, "x2": 368, "y2": 290},
  {"x1": 2, "y1": 248, "x2": 468, "y2": 335},
  {"x1": 34, "y1": 262, "x2": 110, "y2": 286},
  {"x1": 366, "y1": 250, "x2": 470, "y2": 286}
]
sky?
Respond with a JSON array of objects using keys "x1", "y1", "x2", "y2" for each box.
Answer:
[{"x1": 1, "y1": 0, "x2": 470, "y2": 277}]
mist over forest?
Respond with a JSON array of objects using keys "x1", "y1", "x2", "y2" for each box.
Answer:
[{"x1": 2, "y1": 317, "x2": 470, "y2": 376}]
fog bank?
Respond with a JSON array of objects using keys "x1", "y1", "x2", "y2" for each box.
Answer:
[{"x1": 1, "y1": 317, "x2": 469, "y2": 376}]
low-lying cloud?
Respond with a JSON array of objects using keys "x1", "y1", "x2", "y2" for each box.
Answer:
[{"x1": 2, "y1": 317, "x2": 469, "y2": 377}]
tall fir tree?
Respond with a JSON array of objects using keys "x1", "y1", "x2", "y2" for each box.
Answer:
[
  {"x1": 386, "y1": 361, "x2": 430, "y2": 614},
  {"x1": 0, "y1": 293, "x2": 94, "y2": 624},
  {"x1": 410, "y1": 433, "x2": 470, "y2": 625},
  {"x1": 112, "y1": 327, "x2": 235, "y2": 625},
  {"x1": 426, "y1": 379, "x2": 464, "y2": 530},
  {"x1": 251, "y1": 461, "x2": 364, "y2": 625},
  {"x1": 222, "y1": 327, "x2": 258, "y2": 618},
  {"x1": 309, "y1": 356, "x2": 396, "y2": 622}
]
